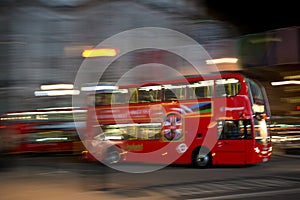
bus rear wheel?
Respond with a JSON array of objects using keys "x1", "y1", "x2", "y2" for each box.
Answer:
[
  {"x1": 104, "y1": 148, "x2": 121, "y2": 164},
  {"x1": 192, "y1": 147, "x2": 212, "y2": 168}
]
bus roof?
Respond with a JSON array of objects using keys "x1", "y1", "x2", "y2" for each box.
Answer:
[{"x1": 82, "y1": 71, "x2": 251, "y2": 92}]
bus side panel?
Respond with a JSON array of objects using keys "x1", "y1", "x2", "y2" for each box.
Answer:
[
  {"x1": 174, "y1": 117, "x2": 215, "y2": 165},
  {"x1": 213, "y1": 140, "x2": 247, "y2": 165}
]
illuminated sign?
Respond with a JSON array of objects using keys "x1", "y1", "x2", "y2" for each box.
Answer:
[{"x1": 82, "y1": 48, "x2": 118, "y2": 58}]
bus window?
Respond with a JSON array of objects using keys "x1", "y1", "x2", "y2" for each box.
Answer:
[
  {"x1": 150, "y1": 88, "x2": 162, "y2": 102},
  {"x1": 100, "y1": 124, "x2": 161, "y2": 140},
  {"x1": 138, "y1": 86, "x2": 162, "y2": 102},
  {"x1": 95, "y1": 93, "x2": 112, "y2": 106},
  {"x1": 129, "y1": 88, "x2": 138, "y2": 103},
  {"x1": 163, "y1": 84, "x2": 186, "y2": 101},
  {"x1": 247, "y1": 79, "x2": 264, "y2": 105},
  {"x1": 215, "y1": 78, "x2": 241, "y2": 97},
  {"x1": 218, "y1": 120, "x2": 252, "y2": 140},
  {"x1": 187, "y1": 80, "x2": 213, "y2": 99},
  {"x1": 111, "y1": 89, "x2": 128, "y2": 104},
  {"x1": 101, "y1": 125, "x2": 131, "y2": 140},
  {"x1": 164, "y1": 89, "x2": 177, "y2": 101},
  {"x1": 138, "y1": 124, "x2": 161, "y2": 140},
  {"x1": 246, "y1": 78, "x2": 266, "y2": 113},
  {"x1": 126, "y1": 126, "x2": 138, "y2": 139},
  {"x1": 138, "y1": 90, "x2": 151, "y2": 102}
]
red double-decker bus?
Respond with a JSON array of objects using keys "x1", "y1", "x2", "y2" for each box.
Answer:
[
  {"x1": 0, "y1": 107, "x2": 86, "y2": 155},
  {"x1": 82, "y1": 71, "x2": 272, "y2": 168}
]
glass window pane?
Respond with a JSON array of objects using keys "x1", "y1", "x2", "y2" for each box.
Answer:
[
  {"x1": 129, "y1": 88, "x2": 138, "y2": 103},
  {"x1": 163, "y1": 84, "x2": 186, "y2": 101},
  {"x1": 215, "y1": 78, "x2": 241, "y2": 97},
  {"x1": 187, "y1": 80, "x2": 213, "y2": 99},
  {"x1": 218, "y1": 120, "x2": 252, "y2": 140},
  {"x1": 138, "y1": 86, "x2": 162, "y2": 102}
]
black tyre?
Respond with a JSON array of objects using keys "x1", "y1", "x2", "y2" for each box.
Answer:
[
  {"x1": 192, "y1": 147, "x2": 212, "y2": 168},
  {"x1": 104, "y1": 147, "x2": 122, "y2": 164}
]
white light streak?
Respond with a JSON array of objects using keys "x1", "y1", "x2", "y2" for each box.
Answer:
[
  {"x1": 41, "y1": 84, "x2": 74, "y2": 90},
  {"x1": 271, "y1": 80, "x2": 300, "y2": 86},
  {"x1": 206, "y1": 58, "x2": 238, "y2": 64},
  {"x1": 81, "y1": 85, "x2": 118, "y2": 92},
  {"x1": 34, "y1": 90, "x2": 80, "y2": 96}
]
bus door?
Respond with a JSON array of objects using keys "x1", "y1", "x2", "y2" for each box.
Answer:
[{"x1": 215, "y1": 120, "x2": 252, "y2": 165}]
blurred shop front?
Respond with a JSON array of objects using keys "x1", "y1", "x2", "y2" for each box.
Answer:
[{"x1": 236, "y1": 26, "x2": 300, "y2": 124}]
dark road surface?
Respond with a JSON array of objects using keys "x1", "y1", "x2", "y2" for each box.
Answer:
[{"x1": 0, "y1": 153, "x2": 299, "y2": 200}]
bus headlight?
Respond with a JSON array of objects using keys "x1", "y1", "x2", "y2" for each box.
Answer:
[{"x1": 254, "y1": 147, "x2": 260, "y2": 153}]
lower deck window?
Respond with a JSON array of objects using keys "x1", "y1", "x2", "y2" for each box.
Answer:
[
  {"x1": 218, "y1": 120, "x2": 252, "y2": 140},
  {"x1": 99, "y1": 123, "x2": 162, "y2": 140}
]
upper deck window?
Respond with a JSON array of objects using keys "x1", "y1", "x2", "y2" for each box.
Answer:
[
  {"x1": 93, "y1": 88, "x2": 129, "y2": 105},
  {"x1": 187, "y1": 80, "x2": 214, "y2": 99},
  {"x1": 138, "y1": 86, "x2": 162, "y2": 102},
  {"x1": 215, "y1": 78, "x2": 241, "y2": 97},
  {"x1": 163, "y1": 84, "x2": 186, "y2": 101}
]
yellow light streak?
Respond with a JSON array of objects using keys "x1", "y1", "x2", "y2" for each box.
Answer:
[{"x1": 82, "y1": 48, "x2": 118, "y2": 57}]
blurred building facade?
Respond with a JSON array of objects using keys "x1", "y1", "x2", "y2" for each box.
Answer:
[
  {"x1": 0, "y1": 0, "x2": 238, "y2": 113},
  {"x1": 1, "y1": 0, "x2": 299, "y2": 124},
  {"x1": 236, "y1": 26, "x2": 300, "y2": 123}
]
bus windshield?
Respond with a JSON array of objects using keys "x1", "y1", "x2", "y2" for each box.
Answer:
[
  {"x1": 246, "y1": 78, "x2": 266, "y2": 113},
  {"x1": 246, "y1": 78, "x2": 271, "y2": 144}
]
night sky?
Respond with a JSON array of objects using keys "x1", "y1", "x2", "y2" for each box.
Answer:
[{"x1": 202, "y1": 0, "x2": 299, "y2": 34}]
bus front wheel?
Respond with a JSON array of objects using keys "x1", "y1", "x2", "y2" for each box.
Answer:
[
  {"x1": 104, "y1": 147, "x2": 122, "y2": 164},
  {"x1": 192, "y1": 147, "x2": 212, "y2": 168}
]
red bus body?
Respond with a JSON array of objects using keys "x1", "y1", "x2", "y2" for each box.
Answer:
[
  {"x1": 0, "y1": 108, "x2": 86, "y2": 155},
  {"x1": 83, "y1": 72, "x2": 272, "y2": 167}
]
